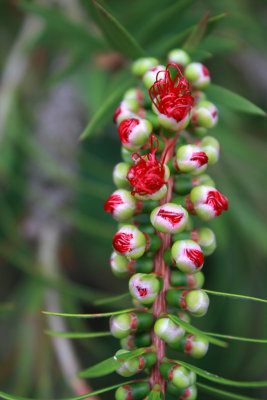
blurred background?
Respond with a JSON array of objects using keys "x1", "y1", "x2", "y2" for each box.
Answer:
[{"x1": 0, "y1": 0, "x2": 266, "y2": 399}]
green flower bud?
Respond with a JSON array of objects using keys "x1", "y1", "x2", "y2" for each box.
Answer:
[
  {"x1": 129, "y1": 273, "x2": 160, "y2": 305},
  {"x1": 114, "y1": 99, "x2": 140, "y2": 125},
  {"x1": 121, "y1": 146, "x2": 135, "y2": 164},
  {"x1": 113, "y1": 162, "x2": 132, "y2": 189},
  {"x1": 191, "y1": 227, "x2": 216, "y2": 256},
  {"x1": 167, "y1": 49, "x2": 191, "y2": 69},
  {"x1": 132, "y1": 57, "x2": 159, "y2": 77},
  {"x1": 123, "y1": 88, "x2": 144, "y2": 106},
  {"x1": 150, "y1": 203, "x2": 188, "y2": 234},
  {"x1": 166, "y1": 382, "x2": 198, "y2": 399},
  {"x1": 175, "y1": 144, "x2": 208, "y2": 175},
  {"x1": 192, "y1": 126, "x2": 208, "y2": 137},
  {"x1": 116, "y1": 349, "x2": 156, "y2": 377},
  {"x1": 170, "y1": 270, "x2": 205, "y2": 289},
  {"x1": 120, "y1": 331, "x2": 152, "y2": 350},
  {"x1": 110, "y1": 311, "x2": 154, "y2": 339},
  {"x1": 104, "y1": 189, "x2": 140, "y2": 222},
  {"x1": 115, "y1": 382, "x2": 150, "y2": 400},
  {"x1": 190, "y1": 185, "x2": 228, "y2": 221},
  {"x1": 185, "y1": 62, "x2": 210, "y2": 89},
  {"x1": 169, "y1": 333, "x2": 209, "y2": 359},
  {"x1": 193, "y1": 101, "x2": 218, "y2": 129},
  {"x1": 113, "y1": 224, "x2": 147, "y2": 259},
  {"x1": 143, "y1": 65, "x2": 166, "y2": 89},
  {"x1": 154, "y1": 317, "x2": 185, "y2": 344},
  {"x1": 110, "y1": 252, "x2": 131, "y2": 278},
  {"x1": 166, "y1": 289, "x2": 209, "y2": 317},
  {"x1": 160, "y1": 361, "x2": 196, "y2": 389},
  {"x1": 199, "y1": 135, "x2": 220, "y2": 165},
  {"x1": 171, "y1": 239, "x2": 204, "y2": 273}
]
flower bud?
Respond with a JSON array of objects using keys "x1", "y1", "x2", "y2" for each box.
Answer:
[
  {"x1": 185, "y1": 62, "x2": 210, "y2": 89},
  {"x1": 169, "y1": 334, "x2": 209, "y2": 359},
  {"x1": 167, "y1": 49, "x2": 191, "y2": 69},
  {"x1": 150, "y1": 203, "x2": 188, "y2": 234},
  {"x1": 192, "y1": 101, "x2": 218, "y2": 129},
  {"x1": 143, "y1": 65, "x2": 166, "y2": 89},
  {"x1": 113, "y1": 162, "x2": 132, "y2": 189},
  {"x1": 115, "y1": 382, "x2": 150, "y2": 400},
  {"x1": 175, "y1": 144, "x2": 208, "y2": 175},
  {"x1": 131, "y1": 57, "x2": 159, "y2": 77},
  {"x1": 118, "y1": 118, "x2": 152, "y2": 150},
  {"x1": 170, "y1": 270, "x2": 205, "y2": 289},
  {"x1": 104, "y1": 190, "x2": 140, "y2": 222},
  {"x1": 171, "y1": 240, "x2": 204, "y2": 273},
  {"x1": 123, "y1": 88, "x2": 144, "y2": 106},
  {"x1": 129, "y1": 273, "x2": 160, "y2": 305},
  {"x1": 190, "y1": 185, "x2": 228, "y2": 221},
  {"x1": 116, "y1": 349, "x2": 156, "y2": 377},
  {"x1": 121, "y1": 147, "x2": 135, "y2": 164},
  {"x1": 114, "y1": 99, "x2": 140, "y2": 125},
  {"x1": 166, "y1": 382, "x2": 197, "y2": 399},
  {"x1": 191, "y1": 227, "x2": 216, "y2": 256},
  {"x1": 154, "y1": 317, "x2": 185, "y2": 344},
  {"x1": 166, "y1": 289, "x2": 210, "y2": 317},
  {"x1": 160, "y1": 361, "x2": 196, "y2": 389},
  {"x1": 120, "y1": 331, "x2": 152, "y2": 350},
  {"x1": 110, "y1": 311, "x2": 154, "y2": 339},
  {"x1": 192, "y1": 126, "x2": 208, "y2": 137},
  {"x1": 199, "y1": 135, "x2": 220, "y2": 165},
  {"x1": 110, "y1": 251, "x2": 132, "y2": 278},
  {"x1": 173, "y1": 174, "x2": 215, "y2": 195},
  {"x1": 113, "y1": 224, "x2": 147, "y2": 259}
]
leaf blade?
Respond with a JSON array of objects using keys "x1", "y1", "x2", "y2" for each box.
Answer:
[
  {"x1": 203, "y1": 332, "x2": 267, "y2": 344},
  {"x1": 41, "y1": 308, "x2": 138, "y2": 318},
  {"x1": 203, "y1": 289, "x2": 267, "y2": 304},
  {"x1": 197, "y1": 383, "x2": 260, "y2": 400},
  {"x1": 45, "y1": 330, "x2": 111, "y2": 339}
]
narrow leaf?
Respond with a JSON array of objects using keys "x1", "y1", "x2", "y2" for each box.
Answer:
[
  {"x1": 178, "y1": 360, "x2": 267, "y2": 387},
  {"x1": 197, "y1": 383, "x2": 260, "y2": 400},
  {"x1": 204, "y1": 331, "x2": 267, "y2": 344},
  {"x1": 169, "y1": 314, "x2": 227, "y2": 348},
  {"x1": 92, "y1": 1, "x2": 144, "y2": 59},
  {"x1": 183, "y1": 12, "x2": 210, "y2": 50},
  {"x1": 94, "y1": 292, "x2": 130, "y2": 306},
  {"x1": 79, "y1": 348, "x2": 145, "y2": 378},
  {"x1": 206, "y1": 84, "x2": 266, "y2": 116},
  {"x1": 79, "y1": 78, "x2": 134, "y2": 140},
  {"x1": 0, "y1": 380, "x2": 139, "y2": 400},
  {"x1": 41, "y1": 308, "x2": 138, "y2": 318},
  {"x1": 45, "y1": 330, "x2": 111, "y2": 339},
  {"x1": 203, "y1": 289, "x2": 267, "y2": 304}
]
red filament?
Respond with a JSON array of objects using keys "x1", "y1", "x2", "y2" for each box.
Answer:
[
  {"x1": 118, "y1": 118, "x2": 140, "y2": 145},
  {"x1": 185, "y1": 248, "x2": 204, "y2": 269},
  {"x1": 136, "y1": 285, "x2": 148, "y2": 297},
  {"x1": 113, "y1": 232, "x2": 133, "y2": 253},
  {"x1": 205, "y1": 190, "x2": 228, "y2": 216},
  {"x1": 104, "y1": 194, "x2": 123, "y2": 215},
  {"x1": 190, "y1": 151, "x2": 208, "y2": 166},
  {"x1": 127, "y1": 135, "x2": 167, "y2": 196},
  {"x1": 157, "y1": 209, "x2": 183, "y2": 226},
  {"x1": 149, "y1": 63, "x2": 194, "y2": 122}
]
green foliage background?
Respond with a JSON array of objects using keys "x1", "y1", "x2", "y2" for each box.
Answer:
[{"x1": 0, "y1": 0, "x2": 266, "y2": 399}]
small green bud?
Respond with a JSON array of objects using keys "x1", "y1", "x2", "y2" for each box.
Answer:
[
  {"x1": 199, "y1": 135, "x2": 220, "y2": 165},
  {"x1": 123, "y1": 88, "x2": 144, "y2": 105},
  {"x1": 154, "y1": 317, "x2": 185, "y2": 344},
  {"x1": 110, "y1": 311, "x2": 154, "y2": 339},
  {"x1": 170, "y1": 270, "x2": 205, "y2": 289},
  {"x1": 110, "y1": 252, "x2": 132, "y2": 278},
  {"x1": 160, "y1": 361, "x2": 196, "y2": 389},
  {"x1": 116, "y1": 349, "x2": 156, "y2": 377},
  {"x1": 166, "y1": 289, "x2": 209, "y2": 317},
  {"x1": 191, "y1": 227, "x2": 216, "y2": 256},
  {"x1": 193, "y1": 101, "x2": 218, "y2": 129},
  {"x1": 167, "y1": 49, "x2": 191, "y2": 69},
  {"x1": 143, "y1": 65, "x2": 166, "y2": 89},
  {"x1": 169, "y1": 333, "x2": 209, "y2": 359},
  {"x1": 115, "y1": 382, "x2": 150, "y2": 400},
  {"x1": 113, "y1": 162, "x2": 132, "y2": 189},
  {"x1": 185, "y1": 62, "x2": 210, "y2": 89},
  {"x1": 132, "y1": 57, "x2": 159, "y2": 77},
  {"x1": 150, "y1": 203, "x2": 188, "y2": 234},
  {"x1": 129, "y1": 273, "x2": 160, "y2": 305}
]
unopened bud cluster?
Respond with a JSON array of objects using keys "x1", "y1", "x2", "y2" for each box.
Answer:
[{"x1": 104, "y1": 49, "x2": 229, "y2": 399}]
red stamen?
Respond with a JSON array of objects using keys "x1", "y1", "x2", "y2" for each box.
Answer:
[
  {"x1": 202, "y1": 65, "x2": 210, "y2": 77},
  {"x1": 185, "y1": 248, "x2": 204, "y2": 269},
  {"x1": 149, "y1": 63, "x2": 194, "y2": 123},
  {"x1": 190, "y1": 151, "x2": 208, "y2": 166},
  {"x1": 113, "y1": 232, "x2": 133, "y2": 253},
  {"x1": 118, "y1": 118, "x2": 140, "y2": 145},
  {"x1": 136, "y1": 285, "x2": 148, "y2": 297},
  {"x1": 157, "y1": 209, "x2": 183, "y2": 226},
  {"x1": 104, "y1": 194, "x2": 123, "y2": 215},
  {"x1": 205, "y1": 190, "x2": 228, "y2": 216}
]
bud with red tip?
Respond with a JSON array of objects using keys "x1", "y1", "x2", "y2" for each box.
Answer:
[
  {"x1": 192, "y1": 101, "x2": 218, "y2": 129},
  {"x1": 191, "y1": 227, "x2": 216, "y2": 256},
  {"x1": 166, "y1": 289, "x2": 210, "y2": 317},
  {"x1": 123, "y1": 87, "x2": 144, "y2": 106},
  {"x1": 160, "y1": 361, "x2": 196, "y2": 389},
  {"x1": 113, "y1": 162, "x2": 132, "y2": 189},
  {"x1": 185, "y1": 62, "x2": 210, "y2": 89},
  {"x1": 116, "y1": 349, "x2": 157, "y2": 377},
  {"x1": 169, "y1": 333, "x2": 209, "y2": 359},
  {"x1": 150, "y1": 203, "x2": 188, "y2": 234},
  {"x1": 129, "y1": 273, "x2": 161, "y2": 305},
  {"x1": 175, "y1": 144, "x2": 209, "y2": 175},
  {"x1": 171, "y1": 239, "x2": 204, "y2": 273},
  {"x1": 113, "y1": 224, "x2": 147, "y2": 259},
  {"x1": 190, "y1": 185, "x2": 228, "y2": 221},
  {"x1": 166, "y1": 382, "x2": 197, "y2": 399},
  {"x1": 110, "y1": 311, "x2": 154, "y2": 339},
  {"x1": 154, "y1": 316, "x2": 185, "y2": 344},
  {"x1": 167, "y1": 49, "x2": 191, "y2": 69},
  {"x1": 118, "y1": 118, "x2": 152, "y2": 150},
  {"x1": 113, "y1": 99, "x2": 140, "y2": 126},
  {"x1": 115, "y1": 382, "x2": 150, "y2": 400},
  {"x1": 120, "y1": 331, "x2": 152, "y2": 350},
  {"x1": 199, "y1": 136, "x2": 220, "y2": 165},
  {"x1": 170, "y1": 270, "x2": 205, "y2": 289},
  {"x1": 104, "y1": 189, "x2": 141, "y2": 222}
]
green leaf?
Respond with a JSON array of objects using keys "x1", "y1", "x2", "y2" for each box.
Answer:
[
  {"x1": 203, "y1": 289, "x2": 267, "y2": 304},
  {"x1": 45, "y1": 330, "x2": 111, "y2": 339},
  {"x1": 79, "y1": 348, "x2": 145, "y2": 378},
  {"x1": 0, "y1": 380, "x2": 139, "y2": 400},
  {"x1": 169, "y1": 314, "x2": 227, "y2": 348},
  {"x1": 92, "y1": 1, "x2": 144, "y2": 59},
  {"x1": 205, "y1": 84, "x2": 266, "y2": 116},
  {"x1": 197, "y1": 383, "x2": 260, "y2": 400},
  {"x1": 203, "y1": 331, "x2": 267, "y2": 344},
  {"x1": 94, "y1": 292, "x2": 130, "y2": 306},
  {"x1": 183, "y1": 12, "x2": 210, "y2": 50},
  {"x1": 178, "y1": 360, "x2": 267, "y2": 387},
  {"x1": 41, "y1": 308, "x2": 138, "y2": 318},
  {"x1": 79, "y1": 77, "x2": 134, "y2": 140}
]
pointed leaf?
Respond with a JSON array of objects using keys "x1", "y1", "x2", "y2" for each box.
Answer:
[
  {"x1": 169, "y1": 314, "x2": 227, "y2": 348},
  {"x1": 204, "y1": 332, "x2": 267, "y2": 344},
  {"x1": 79, "y1": 77, "x2": 134, "y2": 140},
  {"x1": 42, "y1": 308, "x2": 138, "y2": 318},
  {"x1": 45, "y1": 330, "x2": 111, "y2": 339},
  {"x1": 205, "y1": 84, "x2": 266, "y2": 116},
  {"x1": 183, "y1": 12, "x2": 210, "y2": 50},
  {"x1": 178, "y1": 360, "x2": 267, "y2": 387},
  {"x1": 0, "y1": 380, "x2": 139, "y2": 400},
  {"x1": 79, "y1": 348, "x2": 146, "y2": 378},
  {"x1": 197, "y1": 383, "x2": 260, "y2": 400},
  {"x1": 92, "y1": 1, "x2": 144, "y2": 59},
  {"x1": 203, "y1": 289, "x2": 267, "y2": 304},
  {"x1": 94, "y1": 292, "x2": 130, "y2": 306}
]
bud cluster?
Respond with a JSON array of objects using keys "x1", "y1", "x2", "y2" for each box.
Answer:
[{"x1": 104, "y1": 49, "x2": 229, "y2": 399}]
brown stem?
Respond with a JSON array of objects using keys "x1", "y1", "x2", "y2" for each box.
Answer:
[{"x1": 150, "y1": 134, "x2": 178, "y2": 392}]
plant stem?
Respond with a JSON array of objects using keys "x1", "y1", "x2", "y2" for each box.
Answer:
[{"x1": 150, "y1": 135, "x2": 178, "y2": 392}]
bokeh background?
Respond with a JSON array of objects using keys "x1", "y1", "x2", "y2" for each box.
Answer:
[{"x1": 0, "y1": 0, "x2": 266, "y2": 399}]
